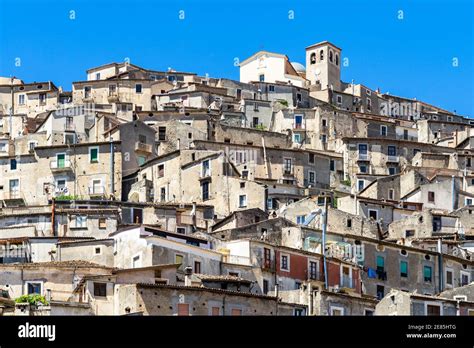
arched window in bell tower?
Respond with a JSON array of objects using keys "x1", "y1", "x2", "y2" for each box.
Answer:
[
  {"x1": 310, "y1": 53, "x2": 316, "y2": 64},
  {"x1": 329, "y1": 50, "x2": 333, "y2": 63},
  {"x1": 320, "y1": 50, "x2": 324, "y2": 61},
  {"x1": 335, "y1": 53, "x2": 339, "y2": 66}
]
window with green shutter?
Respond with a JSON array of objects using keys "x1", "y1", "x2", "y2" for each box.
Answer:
[
  {"x1": 424, "y1": 266, "x2": 432, "y2": 282},
  {"x1": 376, "y1": 256, "x2": 385, "y2": 272},
  {"x1": 400, "y1": 261, "x2": 408, "y2": 277},
  {"x1": 90, "y1": 148, "x2": 98, "y2": 163}
]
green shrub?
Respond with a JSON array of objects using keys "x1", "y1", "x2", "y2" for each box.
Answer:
[{"x1": 15, "y1": 294, "x2": 49, "y2": 306}]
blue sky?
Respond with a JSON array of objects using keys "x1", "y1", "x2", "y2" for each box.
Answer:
[{"x1": 0, "y1": 0, "x2": 472, "y2": 116}]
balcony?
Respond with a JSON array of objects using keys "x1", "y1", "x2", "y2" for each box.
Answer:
[
  {"x1": 357, "y1": 153, "x2": 370, "y2": 161},
  {"x1": 50, "y1": 160, "x2": 73, "y2": 172},
  {"x1": 1, "y1": 191, "x2": 26, "y2": 207},
  {"x1": 135, "y1": 141, "x2": 153, "y2": 154},
  {"x1": 262, "y1": 259, "x2": 276, "y2": 272},
  {"x1": 88, "y1": 185, "x2": 106, "y2": 198},
  {"x1": 307, "y1": 272, "x2": 325, "y2": 283},
  {"x1": 387, "y1": 155, "x2": 400, "y2": 163},
  {"x1": 340, "y1": 276, "x2": 354, "y2": 289},
  {"x1": 293, "y1": 123, "x2": 304, "y2": 130}
]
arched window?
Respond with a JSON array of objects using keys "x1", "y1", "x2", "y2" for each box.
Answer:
[
  {"x1": 335, "y1": 54, "x2": 339, "y2": 66},
  {"x1": 310, "y1": 52, "x2": 316, "y2": 64},
  {"x1": 319, "y1": 50, "x2": 324, "y2": 61},
  {"x1": 329, "y1": 50, "x2": 333, "y2": 63}
]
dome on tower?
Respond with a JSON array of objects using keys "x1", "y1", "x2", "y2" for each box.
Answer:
[{"x1": 291, "y1": 62, "x2": 306, "y2": 73}]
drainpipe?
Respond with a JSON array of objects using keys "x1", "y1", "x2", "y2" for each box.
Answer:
[
  {"x1": 51, "y1": 198, "x2": 56, "y2": 237},
  {"x1": 307, "y1": 282, "x2": 312, "y2": 316},
  {"x1": 110, "y1": 137, "x2": 115, "y2": 198},
  {"x1": 451, "y1": 175, "x2": 455, "y2": 211},
  {"x1": 322, "y1": 195, "x2": 329, "y2": 289},
  {"x1": 438, "y1": 238, "x2": 443, "y2": 293}
]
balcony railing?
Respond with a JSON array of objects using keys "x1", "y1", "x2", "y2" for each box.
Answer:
[
  {"x1": 64, "y1": 123, "x2": 75, "y2": 132},
  {"x1": 308, "y1": 272, "x2": 324, "y2": 282},
  {"x1": 262, "y1": 258, "x2": 276, "y2": 271},
  {"x1": 135, "y1": 141, "x2": 152, "y2": 153},
  {"x1": 294, "y1": 123, "x2": 303, "y2": 129},
  {"x1": 107, "y1": 93, "x2": 120, "y2": 103},
  {"x1": 387, "y1": 155, "x2": 400, "y2": 162},
  {"x1": 88, "y1": 186, "x2": 106, "y2": 196},
  {"x1": 50, "y1": 160, "x2": 72, "y2": 171},
  {"x1": 340, "y1": 276, "x2": 354, "y2": 288},
  {"x1": 357, "y1": 153, "x2": 370, "y2": 161}
]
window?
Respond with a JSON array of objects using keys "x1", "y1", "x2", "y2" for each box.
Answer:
[
  {"x1": 369, "y1": 209, "x2": 378, "y2": 221},
  {"x1": 424, "y1": 266, "x2": 432, "y2": 282},
  {"x1": 376, "y1": 256, "x2": 385, "y2": 272},
  {"x1": 201, "y1": 159, "x2": 210, "y2": 177},
  {"x1": 158, "y1": 164, "x2": 164, "y2": 178},
  {"x1": 99, "y1": 218, "x2": 107, "y2": 229},
  {"x1": 426, "y1": 304, "x2": 441, "y2": 316},
  {"x1": 330, "y1": 306, "x2": 344, "y2": 316},
  {"x1": 293, "y1": 134, "x2": 302, "y2": 144},
  {"x1": 93, "y1": 282, "x2": 107, "y2": 297},
  {"x1": 308, "y1": 171, "x2": 315, "y2": 184},
  {"x1": 432, "y1": 216, "x2": 441, "y2": 232},
  {"x1": 263, "y1": 279, "x2": 269, "y2": 294},
  {"x1": 309, "y1": 261, "x2": 318, "y2": 280},
  {"x1": 446, "y1": 269, "x2": 453, "y2": 287},
  {"x1": 329, "y1": 50, "x2": 334, "y2": 63},
  {"x1": 283, "y1": 158, "x2": 292, "y2": 174},
  {"x1": 158, "y1": 127, "x2": 166, "y2": 141},
  {"x1": 175, "y1": 254, "x2": 184, "y2": 268},
  {"x1": 108, "y1": 84, "x2": 117, "y2": 96},
  {"x1": 201, "y1": 181, "x2": 210, "y2": 200},
  {"x1": 335, "y1": 54, "x2": 339, "y2": 66},
  {"x1": 376, "y1": 285, "x2": 384, "y2": 300},
  {"x1": 319, "y1": 49, "x2": 324, "y2": 61},
  {"x1": 321, "y1": 134, "x2": 327, "y2": 143},
  {"x1": 95, "y1": 73, "x2": 101, "y2": 80},
  {"x1": 380, "y1": 125, "x2": 387, "y2": 136},
  {"x1": 330, "y1": 160, "x2": 335, "y2": 171},
  {"x1": 359, "y1": 164, "x2": 367, "y2": 173},
  {"x1": 194, "y1": 261, "x2": 201, "y2": 274},
  {"x1": 253, "y1": 117, "x2": 259, "y2": 127},
  {"x1": 296, "y1": 215, "x2": 306, "y2": 224},
  {"x1": 269, "y1": 85, "x2": 275, "y2": 92},
  {"x1": 428, "y1": 191, "x2": 435, "y2": 203},
  {"x1": 346, "y1": 218, "x2": 352, "y2": 228},
  {"x1": 280, "y1": 254, "x2": 289, "y2": 271},
  {"x1": 160, "y1": 187, "x2": 166, "y2": 202},
  {"x1": 294, "y1": 308, "x2": 304, "y2": 316},
  {"x1": 294, "y1": 115, "x2": 303, "y2": 129},
  {"x1": 309, "y1": 153, "x2": 315, "y2": 164},
  {"x1": 27, "y1": 282, "x2": 42, "y2": 295},
  {"x1": 336, "y1": 95, "x2": 342, "y2": 106},
  {"x1": 388, "y1": 145, "x2": 397, "y2": 157},
  {"x1": 388, "y1": 167, "x2": 396, "y2": 175},
  {"x1": 239, "y1": 195, "x2": 247, "y2": 208},
  {"x1": 95, "y1": 247, "x2": 101, "y2": 255},
  {"x1": 89, "y1": 147, "x2": 99, "y2": 163},
  {"x1": 135, "y1": 84, "x2": 142, "y2": 93},
  {"x1": 388, "y1": 189, "x2": 395, "y2": 200},
  {"x1": 39, "y1": 93, "x2": 46, "y2": 105},
  {"x1": 358, "y1": 179, "x2": 365, "y2": 191},
  {"x1": 75, "y1": 216, "x2": 87, "y2": 228},
  {"x1": 84, "y1": 86, "x2": 91, "y2": 98},
  {"x1": 310, "y1": 52, "x2": 316, "y2": 64},
  {"x1": 461, "y1": 271, "x2": 470, "y2": 286},
  {"x1": 367, "y1": 98, "x2": 372, "y2": 111},
  {"x1": 364, "y1": 309, "x2": 374, "y2": 316},
  {"x1": 236, "y1": 89, "x2": 242, "y2": 99},
  {"x1": 400, "y1": 261, "x2": 408, "y2": 278},
  {"x1": 259, "y1": 74, "x2": 265, "y2": 82},
  {"x1": 10, "y1": 159, "x2": 17, "y2": 170},
  {"x1": 19, "y1": 94, "x2": 25, "y2": 105}
]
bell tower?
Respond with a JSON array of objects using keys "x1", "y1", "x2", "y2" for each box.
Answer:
[{"x1": 305, "y1": 41, "x2": 341, "y2": 91}]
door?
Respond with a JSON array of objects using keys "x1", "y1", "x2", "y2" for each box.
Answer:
[
  {"x1": 57, "y1": 154, "x2": 65, "y2": 168},
  {"x1": 177, "y1": 303, "x2": 189, "y2": 316},
  {"x1": 9, "y1": 179, "x2": 19, "y2": 198}
]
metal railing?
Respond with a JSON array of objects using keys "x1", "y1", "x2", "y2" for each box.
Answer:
[
  {"x1": 135, "y1": 141, "x2": 152, "y2": 153},
  {"x1": 50, "y1": 159, "x2": 72, "y2": 170},
  {"x1": 88, "y1": 186, "x2": 106, "y2": 196},
  {"x1": 358, "y1": 153, "x2": 370, "y2": 161},
  {"x1": 340, "y1": 276, "x2": 354, "y2": 288},
  {"x1": 387, "y1": 155, "x2": 400, "y2": 162}
]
